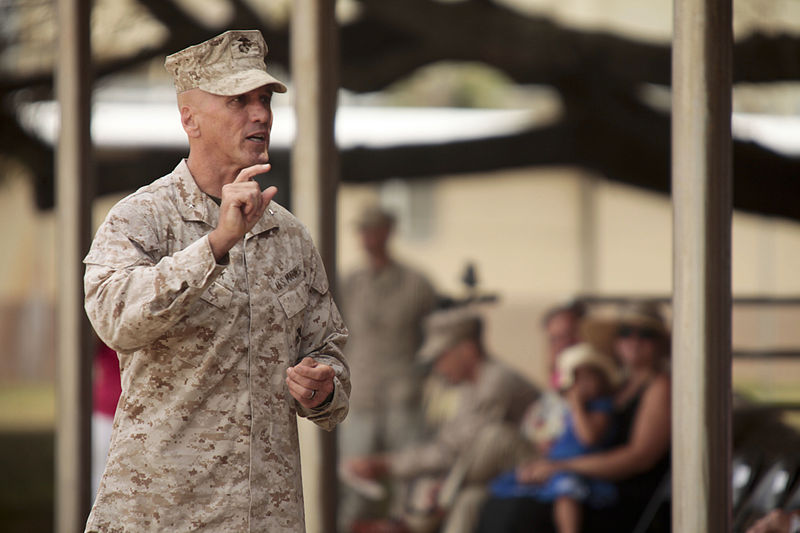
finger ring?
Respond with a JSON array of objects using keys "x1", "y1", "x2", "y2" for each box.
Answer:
[{"x1": 309, "y1": 389, "x2": 317, "y2": 400}]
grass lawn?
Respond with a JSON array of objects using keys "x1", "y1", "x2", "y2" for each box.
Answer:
[
  {"x1": 0, "y1": 382, "x2": 55, "y2": 533},
  {"x1": 0, "y1": 381, "x2": 55, "y2": 431}
]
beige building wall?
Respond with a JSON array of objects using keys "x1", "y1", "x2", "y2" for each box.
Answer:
[
  {"x1": 339, "y1": 167, "x2": 585, "y2": 298},
  {"x1": 0, "y1": 172, "x2": 57, "y2": 381},
  {"x1": 0, "y1": 170, "x2": 124, "y2": 381}
]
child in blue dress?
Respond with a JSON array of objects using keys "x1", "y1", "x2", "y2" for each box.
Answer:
[{"x1": 489, "y1": 343, "x2": 621, "y2": 533}]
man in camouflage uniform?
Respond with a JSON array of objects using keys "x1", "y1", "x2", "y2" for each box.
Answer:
[
  {"x1": 345, "y1": 308, "x2": 539, "y2": 533},
  {"x1": 83, "y1": 30, "x2": 350, "y2": 533},
  {"x1": 338, "y1": 206, "x2": 437, "y2": 531}
]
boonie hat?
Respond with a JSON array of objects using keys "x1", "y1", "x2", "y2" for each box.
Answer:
[
  {"x1": 617, "y1": 301, "x2": 669, "y2": 338},
  {"x1": 417, "y1": 308, "x2": 482, "y2": 364},
  {"x1": 579, "y1": 300, "x2": 669, "y2": 355},
  {"x1": 165, "y1": 30, "x2": 287, "y2": 95},
  {"x1": 557, "y1": 342, "x2": 621, "y2": 390}
]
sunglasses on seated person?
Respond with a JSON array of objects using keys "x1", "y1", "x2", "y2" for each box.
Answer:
[{"x1": 617, "y1": 325, "x2": 661, "y2": 340}]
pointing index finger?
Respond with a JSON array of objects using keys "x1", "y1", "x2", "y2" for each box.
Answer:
[{"x1": 234, "y1": 164, "x2": 271, "y2": 183}]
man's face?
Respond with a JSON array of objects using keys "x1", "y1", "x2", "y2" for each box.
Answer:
[
  {"x1": 433, "y1": 339, "x2": 477, "y2": 384},
  {"x1": 546, "y1": 312, "x2": 580, "y2": 363},
  {"x1": 571, "y1": 365, "x2": 606, "y2": 400},
  {"x1": 194, "y1": 85, "x2": 274, "y2": 173},
  {"x1": 359, "y1": 224, "x2": 391, "y2": 257}
]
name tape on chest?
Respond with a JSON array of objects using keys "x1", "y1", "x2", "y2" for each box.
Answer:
[{"x1": 273, "y1": 264, "x2": 303, "y2": 292}]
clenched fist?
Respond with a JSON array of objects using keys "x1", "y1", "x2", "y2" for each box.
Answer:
[{"x1": 286, "y1": 357, "x2": 336, "y2": 409}]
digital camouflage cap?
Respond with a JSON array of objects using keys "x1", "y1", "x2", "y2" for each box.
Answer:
[{"x1": 165, "y1": 29, "x2": 287, "y2": 95}]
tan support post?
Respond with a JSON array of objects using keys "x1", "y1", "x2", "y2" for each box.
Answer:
[
  {"x1": 55, "y1": 0, "x2": 94, "y2": 531},
  {"x1": 291, "y1": 1, "x2": 340, "y2": 532},
  {"x1": 672, "y1": 0, "x2": 733, "y2": 530}
]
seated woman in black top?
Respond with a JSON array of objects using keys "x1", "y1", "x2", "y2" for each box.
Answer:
[{"x1": 477, "y1": 302, "x2": 671, "y2": 533}]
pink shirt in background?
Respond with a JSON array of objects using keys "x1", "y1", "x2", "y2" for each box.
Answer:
[{"x1": 93, "y1": 342, "x2": 122, "y2": 417}]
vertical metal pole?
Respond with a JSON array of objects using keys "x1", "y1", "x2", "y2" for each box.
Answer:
[
  {"x1": 55, "y1": 0, "x2": 94, "y2": 531},
  {"x1": 291, "y1": 2, "x2": 339, "y2": 532},
  {"x1": 672, "y1": 0, "x2": 733, "y2": 530}
]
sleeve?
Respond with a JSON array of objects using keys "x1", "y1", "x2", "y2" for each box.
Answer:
[
  {"x1": 418, "y1": 274, "x2": 439, "y2": 317},
  {"x1": 83, "y1": 200, "x2": 226, "y2": 353},
  {"x1": 293, "y1": 238, "x2": 351, "y2": 431},
  {"x1": 388, "y1": 435, "x2": 455, "y2": 479}
]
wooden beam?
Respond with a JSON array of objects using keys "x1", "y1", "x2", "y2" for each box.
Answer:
[
  {"x1": 291, "y1": 2, "x2": 340, "y2": 532},
  {"x1": 672, "y1": 0, "x2": 733, "y2": 530},
  {"x1": 55, "y1": 0, "x2": 94, "y2": 531}
]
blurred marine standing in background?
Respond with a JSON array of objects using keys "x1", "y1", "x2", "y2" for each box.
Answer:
[{"x1": 338, "y1": 206, "x2": 438, "y2": 531}]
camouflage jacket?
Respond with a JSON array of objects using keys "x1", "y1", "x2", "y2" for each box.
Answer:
[{"x1": 83, "y1": 160, "x2": 350, "y2": 533}]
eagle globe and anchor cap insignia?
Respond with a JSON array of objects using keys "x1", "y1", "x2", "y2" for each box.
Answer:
[{"x1": 232, "y1": 35, "x2": 262, "y2": 59}]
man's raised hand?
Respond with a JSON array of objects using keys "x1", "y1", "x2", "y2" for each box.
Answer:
[{"x1": 209, "y1": 164, "x2": 277, "y2": 261}]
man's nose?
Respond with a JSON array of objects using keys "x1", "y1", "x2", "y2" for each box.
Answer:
[{"x1": 250, "y1": 103, "x2": 271, "y2": 122}]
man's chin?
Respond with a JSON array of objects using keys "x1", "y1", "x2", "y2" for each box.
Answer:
[
  {"x1": 245, "y1": 146, "x2": 270, "y2": 166},
  {"x1": 246, "y1": 153, "x2": 270, "y2": 167}
]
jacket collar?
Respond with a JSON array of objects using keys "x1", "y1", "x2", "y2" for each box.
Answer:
[{"x1": 173, "y1": 159, "x2": 279, "y2": 235}]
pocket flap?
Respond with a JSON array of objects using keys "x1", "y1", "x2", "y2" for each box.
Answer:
[
  {"x1": 278, "y1": 287, "x2": 307, "y2": 319},
  {"x1": 200, "y1": 281, "x2": 233, "y2": 309}
]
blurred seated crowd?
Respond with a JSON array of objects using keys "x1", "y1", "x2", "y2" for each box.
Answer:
[
  {"x1": 341, "y1": 297, "x2": 800, "y2": 533},
  {"x1": 341, "y1": 298, "x2": 672, "y2": 533}
]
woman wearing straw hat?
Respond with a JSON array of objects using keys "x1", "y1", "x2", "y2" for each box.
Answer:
[{"x1": 477, "y1": 301, "x2": 672, "y2": 533}]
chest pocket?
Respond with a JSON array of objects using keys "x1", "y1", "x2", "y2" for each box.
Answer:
[
  {"x1": 278, "y1": 285, "x2": 307, "y2": 319},
  {"x1": 200, "y1": 280, "x2": 233, "y2": 309},
  {"x1": 273, "y1": 262, "x2": 307, "y2": 319},
  {"x1": 200, "y1": 267, "x2": 236, "y2": 310}
]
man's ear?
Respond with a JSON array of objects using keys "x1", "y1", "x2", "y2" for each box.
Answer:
[{"x1": 180, "y1": 104, "x2": 200, "y2": 138}]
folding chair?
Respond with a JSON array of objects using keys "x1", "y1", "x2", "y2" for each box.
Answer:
[
  {"x1": 733, "y1": 458, "x2": 798, "y2": 533},
  {"x1": 732, "y1": 452, "x2": 763, "y2": 513},
  {"x1": 631, "y1": 472, "x2": 671, "y2": 533},
  {"x1": 783, "y1": 475, "x2": 800, "y2": 512}
]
